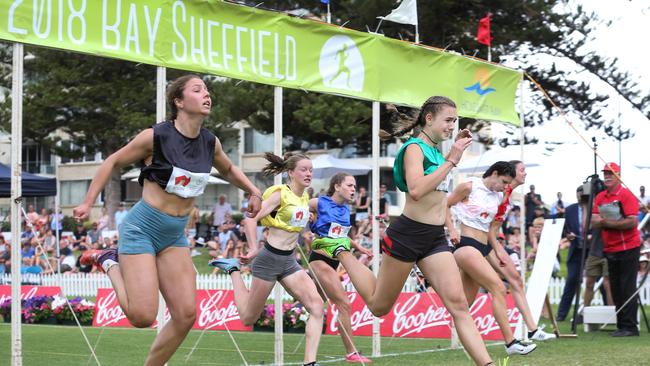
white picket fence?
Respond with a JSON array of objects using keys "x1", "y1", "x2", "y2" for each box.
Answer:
[{"x1": 2, "y1": 273, "x2": 649, "y2": 305}]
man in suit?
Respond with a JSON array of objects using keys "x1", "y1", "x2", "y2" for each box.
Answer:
[{"x1": 557, "y1": 186, "x2": 588, "y2": 321}]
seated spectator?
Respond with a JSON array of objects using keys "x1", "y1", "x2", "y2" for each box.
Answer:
[
  {"x1": 206, "y1": 237, "x2": 221, "y2": 259},
  {"x1": 50, "y1": 208, "x2": 64, "y2": 238},
  {"x1": 86, "y1": 222, "x2": 101, "y2": 246},
  {"x1": 72, "y1": 223, "x2": 87, "y2": 248},
  {"x1": 25, "y1": 204, "x2": 39, "y2": 226},
  {"x1": 20, "y1": 239, "x2": 35, "y2": 265},
  {"x1": 240, "y1": 192, "x2": 250, "y2": 213},
  {"x1": 97, "y1": 207, "x2": 110, "y2": 233},
  {"x1": 114, "y1": 201, "x2": 129, "y2": 230},
  {"x1": 59, "y1": 247, "x2": 77, "y2": 274},
  {"x1": 36, "y1": 208, "x2": 50, "y2": 232}
]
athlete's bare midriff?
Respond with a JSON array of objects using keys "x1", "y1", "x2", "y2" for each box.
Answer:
[
  {"x1": 460, "y1": 223, "x2": 489, "y2": 244},
  {"x1": 402, "y1": 190, "x2": 448, "y2": 226},
  {"x1": 266, "y1": 228, "x2": 300, "y2": 251},
  {"x1": 141, "y1": 179, "x2": 195, "y2": 217}
]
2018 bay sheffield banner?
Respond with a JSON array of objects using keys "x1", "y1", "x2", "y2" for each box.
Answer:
[{"x1": 0, "y1": 0, "x2": 522, "y2": 125}]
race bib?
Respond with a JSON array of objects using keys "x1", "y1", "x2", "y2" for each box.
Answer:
[
  {"x1": 288, "y1": 208, "x2": 310, "y2": 228},
  {"x1": 165, "y1": 166, "x2": 210, "y2": 198},
  {"x1": 328, "y1": 222, "x2": 351, "y2": 239}
]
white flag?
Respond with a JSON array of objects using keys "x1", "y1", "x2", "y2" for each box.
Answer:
[{"x1": 377, "y1": 0, "x2": 418, "y2": 26}]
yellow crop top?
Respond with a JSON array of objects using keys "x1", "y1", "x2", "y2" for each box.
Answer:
[{"x1": 260, "y1": 184, "x2": 310, "y2": 232}]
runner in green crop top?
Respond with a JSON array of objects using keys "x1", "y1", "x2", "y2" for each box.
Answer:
[
  {"x1": 394, "y1": 137, "x2": 451, "y2": 193},
  {"x1": 313, "y1": 96, "x2": 497, "y2": 366}
]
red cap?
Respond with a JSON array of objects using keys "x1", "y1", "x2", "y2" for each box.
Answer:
[{"x1": 602, "y1": 162, "x2": 621, "y2": 173}]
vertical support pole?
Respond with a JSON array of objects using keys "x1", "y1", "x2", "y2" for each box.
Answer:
[
  {"x1": 156, "y1": 67, "x2": 167, "y2": 341},
  {"x1": 11, "y1": 42, "x2": 24, "y2": 366},
  {"x1": 518, "y1": 79, "x2": 528, "y2": 340},
  {"x1": 274, "y1": 86, "x2": 284, "y2": 365},
  {"x1": 371, "y1": 101, "x2": 381, "y2": 356}
]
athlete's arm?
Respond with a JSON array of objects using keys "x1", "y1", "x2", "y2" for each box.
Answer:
[
  {"x1": 445, "y1": 182, "x2": 471, "y2": 244},
  {"x1": 74, "y1": 129, "x2": 153, "y2": 220}
]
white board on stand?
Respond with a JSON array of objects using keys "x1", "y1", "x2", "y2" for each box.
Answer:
[{"x1": 514, "y1": 218, "x2": 565, "y2": 337}]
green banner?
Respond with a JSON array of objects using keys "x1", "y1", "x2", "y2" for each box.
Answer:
[{"x1": 0, "y1": 0, "x2": 522, "y2": 125}]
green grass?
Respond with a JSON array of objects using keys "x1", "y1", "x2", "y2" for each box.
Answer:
[{"x1": 1, "y1": 317, "x2": 649, "y2": 365}]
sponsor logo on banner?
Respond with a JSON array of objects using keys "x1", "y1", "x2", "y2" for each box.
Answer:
[
  {"x1": 195, "y1": 290, "x2": 251, "y2": 331},
  {"x1": 93, "y1": 288, "x2": 250, "y2": 331},
  {"x1": 319, "y1": 35, "x2": 365, "y2": 92},
  {"x1": 93, "y1": 288, "x2": 170, "y2": 328},
  {"x1": 464, "y1": 67, "x2": 497, "y2": 96},
  {"x1": 0, "y1": 285, "x2": 61, "y2": 304},
  {"x1": 328, "y1": 293, "x2": 380, "y2": 336},
  {"x1": 326, "y1": 292, "x2": 519, "y2": 340}
]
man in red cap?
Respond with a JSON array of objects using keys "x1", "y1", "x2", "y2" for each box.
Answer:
[{"x1": 591, "y1": 162, "x2": 641, "y2": 337}]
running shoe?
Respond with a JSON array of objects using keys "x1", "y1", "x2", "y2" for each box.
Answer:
[
  {"x1": 505, "y1": 339, "x2": 537, "y2": 356},
  {"x1": 311, "y1": 237, "x2": 351, "y2": 258},
  {"x1": 81, "y1": 248, "x2": 119, "y2": 273},
  {"x1": 79, "y1": 249, "x2": 102, "y2": 267},
  {"x1": 345, "y1": 352, "x2": 372, "y2": 363},
  {"x1": 208, "y1": 258, "x2": 241, "y2": 274},
  {"x1": 529, "y1": 326, "x2": 557, "y2": 341}
]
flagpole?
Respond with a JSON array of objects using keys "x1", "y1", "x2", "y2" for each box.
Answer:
[
  {"x1": 487, "y1": 46, "x2": 491, "y2": 63},
  {"x1": 415, "y1": 26, "x2": 419, "y2": 44},
  {"x1": 327, "y1": 2, "x2": 331, "y2": 24}
]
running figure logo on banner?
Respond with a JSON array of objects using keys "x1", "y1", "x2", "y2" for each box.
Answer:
[{"x1": 319, "y1": 35, "x2": 365, "y2": 91}]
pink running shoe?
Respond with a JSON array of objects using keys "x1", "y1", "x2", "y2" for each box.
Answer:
[{"x1": 345, "y1": 352, "x2": 371, "y2": 363}]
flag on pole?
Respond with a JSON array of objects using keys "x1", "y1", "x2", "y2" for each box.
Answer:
[
  {"x1": 377, "y1": 0, "x2": 418, "y2": 26},
  {"x1": 477, "y1": 14, "x2": 491, "y2": 46}
]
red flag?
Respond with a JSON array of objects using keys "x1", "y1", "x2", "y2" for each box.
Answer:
[{"x1": 477, "y1": 14, "x2": 491, "y2": 46}]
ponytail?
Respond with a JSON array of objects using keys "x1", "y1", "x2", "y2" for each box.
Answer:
[
  {"x1": 379, "y1": 96, "x2": 456, "y2": 141},
  {"x1": 262, "y1": 152, "x2": 310, "y2": 177}
]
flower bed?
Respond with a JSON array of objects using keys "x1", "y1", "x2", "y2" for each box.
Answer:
[
  {"x1": 255, "y1": 301, "x2": 311, "y2": 332},
  {"x1": 0, "y1": 296, "x2": 95, "y2": 325}
]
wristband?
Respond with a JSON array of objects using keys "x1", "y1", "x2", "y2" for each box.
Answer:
[{"x1": 249, "y1": 194, "x2": 263, "y2": 201}]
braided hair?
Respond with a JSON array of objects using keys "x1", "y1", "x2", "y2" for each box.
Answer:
[{"x1": 379, "y1": 96, "x2": 456, "y2": 141}]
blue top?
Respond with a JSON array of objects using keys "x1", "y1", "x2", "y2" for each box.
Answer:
[
  {"x1": 310, "y1": 196, "x2": 351, "y2": 239},
  {"x1": 393, "y1": 137, "x2": 449, "y2": 193}
]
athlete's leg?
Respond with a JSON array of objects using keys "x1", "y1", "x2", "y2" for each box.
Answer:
[
  {"x1": 418, "y1": 251, "x2": 492, "y2": 366},
  {"x1": 107, "y1": 253, "x2": 159, "y2": 328},
  {"x1": 230, "y1": 271, "x2": 275, "y2": 326},
  {"x1": 487, "y1": 248, "x2": 536, "y2": 330},
  {"x1": 455, "y1": 247, "x2": 515, "y2": 343},
  {"x1": 144, "y1": 247, "x2": 196, "y2": 365},
  {"x1": 281, "y1": 270, "x2": 325, "y2": 364},
  {"x1": 310, "y1": 260, "x2": 357, "y2": 355},
  {"x1": 338, "y1": 251, "x2": 412, "y2": 316}
]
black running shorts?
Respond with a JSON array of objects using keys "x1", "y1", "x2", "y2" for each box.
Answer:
[
  {"x1": 381, "y1": 215, "x2": 450, "y2": 263},
  {"x1": 308, "y1": 250, "x2": 340, "y2": 270},
  {"x1": 455, "y1": 236, "x2": 492, "y2": 257}
]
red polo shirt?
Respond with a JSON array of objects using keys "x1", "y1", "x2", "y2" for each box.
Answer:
[{"x1": 593, "y1": 184, "x2": 641, "y2": 253}]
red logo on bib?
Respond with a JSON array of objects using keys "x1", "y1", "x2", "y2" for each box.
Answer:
[
  {"x1": 295, "y1": 211, "x2": 304, "y2": 220},
  {"x1": 175, "y1": 175, "x2": 191, "y2": 187}
]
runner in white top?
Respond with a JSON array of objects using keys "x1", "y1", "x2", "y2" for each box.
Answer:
[{"x1": 447, "y1": 161, "x2": 537, "y2": 356}]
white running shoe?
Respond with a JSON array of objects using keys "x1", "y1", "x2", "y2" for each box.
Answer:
[
  {"x1": 530, "y1": 326, "x2": 557, "y2": 341},
  {"x1": 505, "y1": 339, "x2": 537, "y2": 356}
]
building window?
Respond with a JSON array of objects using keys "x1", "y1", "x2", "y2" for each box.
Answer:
[
  {"x1": 59, "y1": 141, "x2": 102, "y2": 163},
  {"x1": 22, "y1": 144, "x2": 54, "y2": 175},
  {"x1": 61, "y1": 180, "x2": 91, "y2": 206},
  {"x1": 244, "y1": 128, "x2": 274, "y2": 154}
]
